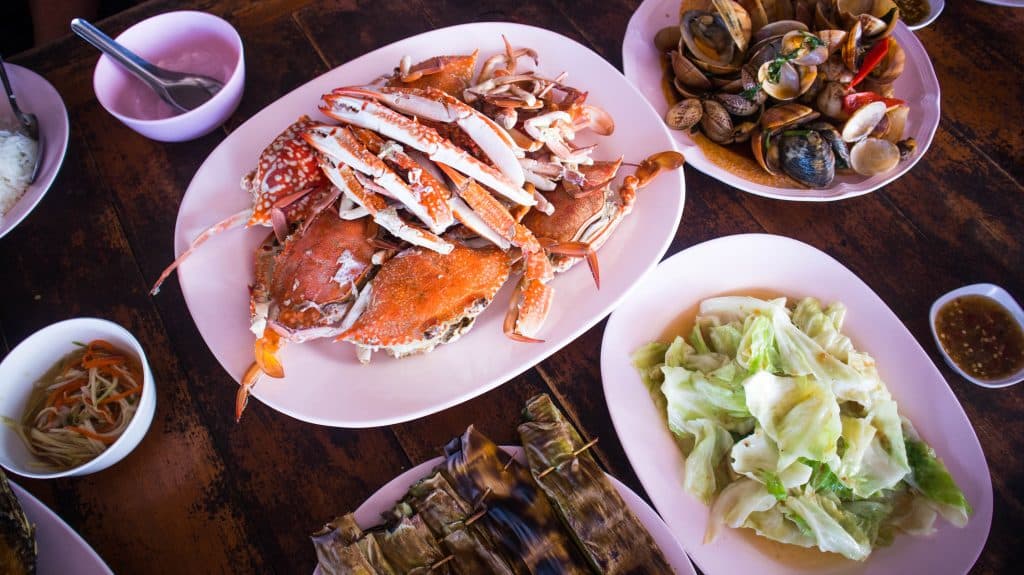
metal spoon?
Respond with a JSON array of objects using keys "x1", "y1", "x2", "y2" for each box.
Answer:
[
  {"x1": 0, "y1": 53, "x2": 42, "y2": 184},
  {"x1": 71, "y1": 18, "x2": 224, "y2": 113}
]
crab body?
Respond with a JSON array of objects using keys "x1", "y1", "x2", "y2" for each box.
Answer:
[{"x1": 339, "y1": 243, "x2": 511, "y2": 361}]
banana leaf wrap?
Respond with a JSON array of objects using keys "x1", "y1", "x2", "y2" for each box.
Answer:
[
  {"x1": 442, "y1": 425, "x2": 592, "y2": 575},
  {"x1": 0, "y1": 472, "x2": 35, "y2": 575},
  {"x1": 406, "y1": 473, "x2": 517, "y2": 575},
  {"x1": 372, "y1": 513, "x2": 452, "y2": 574},
  {"x1": 311, "y1": 514, "x2": 383, "y2": 575},
  {"x1": 519, "y1": 394, "x2": 674, "y2": 574}
]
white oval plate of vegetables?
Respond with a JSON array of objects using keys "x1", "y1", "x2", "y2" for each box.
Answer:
[{"x1": 600, "y1": 233, "x2": 992, "y2": 574}]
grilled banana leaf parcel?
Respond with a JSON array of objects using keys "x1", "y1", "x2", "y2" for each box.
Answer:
[
  {"x1": 443, "y1": 426, "x2": 592, "y2": 575},
  {"x1": 311, "y1": 514, "x2": 395, "y2": 575},
  {"x1": 406, "y1": 473, "x2": 517, "y2": 575},
  {"x1": 372, "y1": 513, "x2": 452, "y2": 574},
  {"x1": 0, "y1": 472, "x2": 35, "y2": 575},
  {"x1": 519, "y1": 394, "x2": 674, "y2": 574}
]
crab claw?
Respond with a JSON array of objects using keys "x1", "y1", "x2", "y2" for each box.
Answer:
[
  {"x1": 636, "y1": 151, "x2": 685, "y2": 186},
  {"x1": 319, "y1": 92, "x2": 535, "y2": 207},
  {"x1": 255, "y1": 330, "x2": 285, "y2": 379},
  {"x1": 503, "y1": 280, "x2": 546, "y2": 343},
  {"x1": 544, "y1": 240, "x2": 600, "y2": 289},
  {"x1": 236, "y1": 362, "x2": 263, "y2": 422}
]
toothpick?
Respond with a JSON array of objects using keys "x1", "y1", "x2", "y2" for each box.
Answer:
[{"x1": 537, "y1": 437, "x2": 600, "y2": 479}]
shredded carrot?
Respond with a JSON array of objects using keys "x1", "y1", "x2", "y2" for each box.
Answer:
[
  {"x1": 65, "y1": 426, "x2": 117, "y2": 445},
  {"x1": 82, "y1": 356, "x2": 125, "y2": 369},
  {"x1": 99, "y1": 386, "x2": 142, "y2": 405}
]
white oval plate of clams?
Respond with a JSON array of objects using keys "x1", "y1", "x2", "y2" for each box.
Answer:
[
  {"x1": 312, "y1": 446, "x2": 697, "y2": 575},
  {"x1": 170, "y1": 23, "x2": 685, "y2": 427},
  {"x1": 623, "y1": 0, "x2": 941, "y2": 201}
]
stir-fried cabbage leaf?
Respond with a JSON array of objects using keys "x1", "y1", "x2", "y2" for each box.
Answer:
[{"x1": 636, "y1": 295, "x2": 971, "y2": 562}]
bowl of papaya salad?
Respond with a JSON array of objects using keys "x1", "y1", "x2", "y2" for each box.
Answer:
[{"x1": 0, "y1": 318, "x2": 156, "y2": 478}]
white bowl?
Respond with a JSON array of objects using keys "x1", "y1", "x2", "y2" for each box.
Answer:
[
  {"x1": 0, "y1": 318, "x2": 156, "y2": 478},
  {"x1": 92, "y1": 11, "x2": 245, "y2": 142},
  {"x1": 907, "y1": 0, "x2": 945, "y2": 30},
  {"x1": 930, "y1": 283, "x2": 1024, "y2": 388}
]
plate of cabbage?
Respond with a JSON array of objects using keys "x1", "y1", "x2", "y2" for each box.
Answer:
[{"x1": 600, "y1": 233, "x2": 991, "y2": 574}]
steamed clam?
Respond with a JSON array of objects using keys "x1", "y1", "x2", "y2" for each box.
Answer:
[{"x1": 660, "y1": 0, "x2": 914, "y2": 187}]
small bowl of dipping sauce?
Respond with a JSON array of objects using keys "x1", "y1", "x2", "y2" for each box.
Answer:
[
  {"x1": 92, "y1": 11, "x2": 245, "y2": 142},
  {"x1": 896, "y1": 0, "x2": 945, "y2": 31},
  {"x1": 930, "y1": 283, "x2": 1024, "y2": 388}
]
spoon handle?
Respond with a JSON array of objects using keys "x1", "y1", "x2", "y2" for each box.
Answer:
[
  {"x1": 71, "y1": 19, "x2": 164, "y2": 89},
  {"x1": 0, "y1": 53, "x2": 24, "y2": 120}
]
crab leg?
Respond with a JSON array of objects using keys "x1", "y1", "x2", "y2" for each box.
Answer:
[
  {"x1": 303, "y1": 125, "x2": 454, "y2": 234},
  {"x1": 318, "y1": 159, "x2": 453, "y2": 254},
  {"x1": 150, "y1": 208, "x2": 253, "y2": 295},
  {"x1": 403, "y1": 151, "x2": 512, "y2": 250},
  {"x1": 337, "y1": 85, "x2": 526, "y2": 185},
  {"x1": 320, "y1": 92, "x2": 536, "y2": 207}
]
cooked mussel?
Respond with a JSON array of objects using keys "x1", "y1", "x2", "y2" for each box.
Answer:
[{"x1": 779, "y1": 128, "x2": 836, "y2": 187}]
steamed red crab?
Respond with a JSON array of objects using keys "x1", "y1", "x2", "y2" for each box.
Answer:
[{"x1": 151, "y1": 40, "x2": 684, "y2": 420}]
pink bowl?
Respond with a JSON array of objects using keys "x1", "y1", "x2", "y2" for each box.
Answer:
[{"x1": 92, "y1": 11, "x2": 245, "y2": 142}]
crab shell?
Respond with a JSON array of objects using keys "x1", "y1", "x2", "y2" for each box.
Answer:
[
  {"x1": 338, "y1": 243, "x2": 511, "y2": 359},
  {"x1": 387, "y1": 52, "x2": 478, "y2": 97},
  {"x1": 243, "y1": 115, "x2": 327, "y2": 227},
  {"x1": 521, "y1": 181, "x2": 620, "y2": 273},
  {"x1": 251, "y1": 211, "x2": 376, "y2": 343}
]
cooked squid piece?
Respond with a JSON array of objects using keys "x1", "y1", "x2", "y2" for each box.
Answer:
[
  {"x1": 442, "y1": 426, "x2": 592, "y2": 574},
  {"x1": 518, "y1": 394, "x2": 674, "y2": 574}
]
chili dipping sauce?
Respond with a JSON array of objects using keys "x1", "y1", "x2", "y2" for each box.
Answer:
[{"x1": 935, "y1": 295, "x2": 1024, "y2": 380}]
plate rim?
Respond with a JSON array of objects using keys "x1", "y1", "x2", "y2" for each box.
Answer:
[
  {"x1": 171, "y1": 21, "x2": 686, "y2": 427},
  {"x1": 11, "y1": 481, "x2": 114, "y2": 575},
  {"x1": 599, "y1": 232, "x2": 993, "y2": 574},
  {"x1": 0, "y1": 63, "x2": 70, "y2": 240},
  {"x1": 622, "y1": 0, "x2": 942, "y2": 202}
]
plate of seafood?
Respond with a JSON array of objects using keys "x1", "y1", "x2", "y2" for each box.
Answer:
[
  {"x1": 3, "y1": 473, "x2": 113, "y2": 574},
  {"x1": 623, "y1": 0, "x2": 941, "y2": 201},
  {"x1": 600, "y1": 234, "x2": 992, "y2": 574},
  {"x1": 155, "y1": 23, "x2": 685, "y2": 426},
  {"x1": 309, "y1": 395, "x2": 696, "y2": 574}
]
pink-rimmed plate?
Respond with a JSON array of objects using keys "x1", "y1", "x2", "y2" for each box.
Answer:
[
  {"x1": 623, "y1": 0, "x2": 940, "y2": 201},
  {"x1": 171, "y1": 23, "x2": 685, "y2": 427},
  {"x1": 601, "y1": 234, "x2": 992, "y2": 574},
  {"x1": 312, "y1": 446, "x2": 697, "y2": 574},
  {"x1": 0, "y1": 63, "x2": 70, "y2": 239},
  {"x1": 10, "y1": 481, "x2": 113, "y2": 574}
]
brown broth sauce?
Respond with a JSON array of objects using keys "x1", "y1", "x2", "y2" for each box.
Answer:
[{"x1": 659, "y1": 56, "x2": 806, "y2": 190}]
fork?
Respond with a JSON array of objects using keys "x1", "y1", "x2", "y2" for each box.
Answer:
[{"x1": 0, "y1": 53, "x2": 43, "y2": 184}]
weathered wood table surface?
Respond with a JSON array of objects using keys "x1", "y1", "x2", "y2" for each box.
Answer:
[{"x1": 2, "y1": 1, "x2": 1021, "y2": 573}]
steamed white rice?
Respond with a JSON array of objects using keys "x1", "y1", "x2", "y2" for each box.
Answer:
[{"x1": 0, "y1": 129, "x2": 37, "y2": 217}]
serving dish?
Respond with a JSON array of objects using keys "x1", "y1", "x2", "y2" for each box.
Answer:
[
  {"x1": 92, "y1": 10, "x2": 245, "y2": 142},
  {"x1": 171, "y1": 22, "x2": 685, "y2": 427},
  {"x1": 622, "y1": 0, "x2": 941, "y2": 201},
  {"x1": 905, "y1": 0, "x2": 945, "y2": 30},
  {"x1": 0, "y1": 318, "x2": 156, "y2": 478},
  {"x1": 10, "y1": 481, "x2": 114, "y2": 574},
  {"x1": 930, "y1": 282, "x2": 1024, "y2": 388},
  {"x1": 601, "y1": 233, "x2": 992, "y2": 574},
  {"x1": 312, "y1": 445, "x2": 696, "y2": 575},
  {"x1": 0, "y1": 63, "x2": 69, "y2": 240}
]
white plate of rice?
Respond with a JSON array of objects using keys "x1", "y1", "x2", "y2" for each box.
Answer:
[{"x1": 0, "y1": 63, "x2": 69, "y2": 240}]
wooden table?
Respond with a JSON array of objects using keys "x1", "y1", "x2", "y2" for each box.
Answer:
[{"x1": 2, "y1": 1, "x2": 1021, "y2": 573}]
